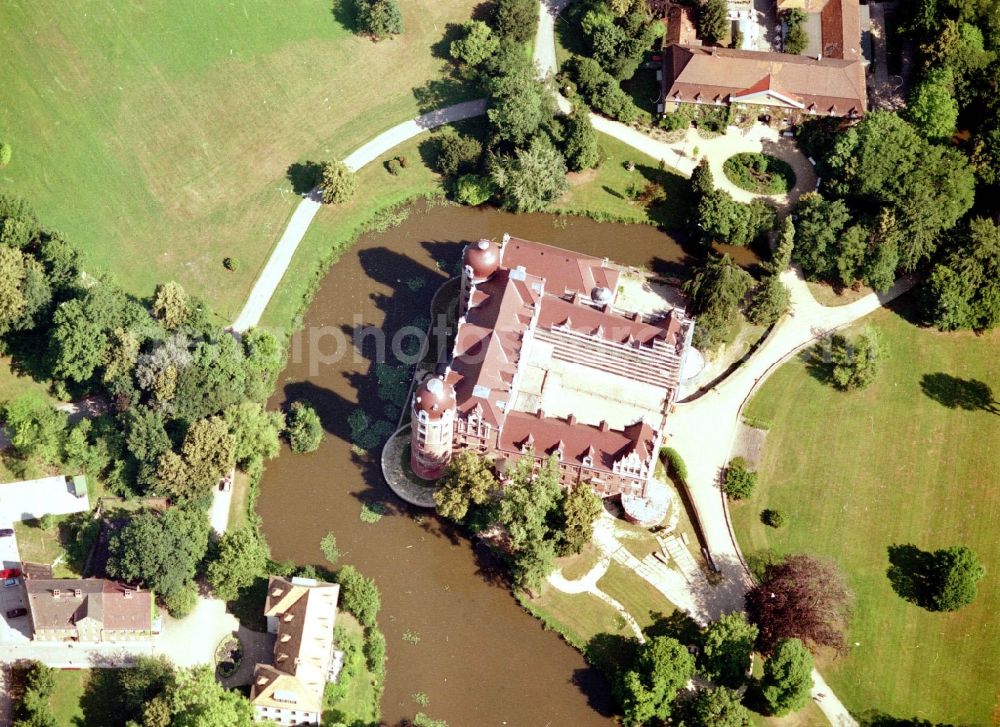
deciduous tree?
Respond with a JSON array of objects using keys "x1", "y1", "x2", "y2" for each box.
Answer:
[
  {"x1": 450, "y1": 20, "x2": 499, "y2": 68},
  {"x1": 746, "y1": 554, "x2": 853, "y2": 654},
  {"x1": 760, "y1": 638, "x2": 813, "y2": 716},
  {"x1": 557, "y1": 483, "x2": 603, "y2": 555},
  {"x1": 206, "y1": 527, "x2": 270, "y2": 601},
  {"x1": 433, "y1": 451, "x2": 497, "y2": 521},
  {"x1": 106, "y1": 507, "x2": 211, "y2": 606},
  {"x1": 615, "y1": 636, "x2": 695, "y2": 726},
  {"x1": 490, "y1": 137, "x2": 568, "y2": 213},
  {"x1": 152, "y1": 281, "x2": 190, "y2": 330},
  {"x1": 700, "y1": 612, "x2": 758, "y2": 687},
  {"x1": 336, "y1": 564, "x2": 381, "y2": 627},
  {"x1": 494, "y1": 0, "x2": 537, "y2": 42},
  {"x1": 907, "y1": 66, "x2": 959, "y2": 140},
  {"x1": 923, "y1": 217, "x2": 1000, "y2": 330},
  {"x1": 286, "y1": 400, "x2": 322, "y2": 453}
]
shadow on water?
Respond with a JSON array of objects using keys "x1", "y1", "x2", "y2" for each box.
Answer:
[{"x1": 256, "y1": 202, "x2": 762, "y2": 725}]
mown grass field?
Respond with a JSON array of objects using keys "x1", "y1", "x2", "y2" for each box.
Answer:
[
  {"x1": 732, "y1": 303, "x2": 1000, "y2": 724},
  {"x1": 0, "y1": 0, "x2": 479, "y2": 321},
  {"x1": 48, "y1": 669, "x2": 88, "y2": 725}
]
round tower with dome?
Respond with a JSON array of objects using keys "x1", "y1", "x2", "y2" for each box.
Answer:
[
  {"x1": 409, "y1": 374, "x2": 457, "y2": 479},
  {"x1": 459, "y1": 238, "x2": 501, "y2": 315}
]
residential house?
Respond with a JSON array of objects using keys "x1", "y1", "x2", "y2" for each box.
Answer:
[
  {"x1": 25, "y1": 578, "x2": 153, "y2": 642},
  {"x1": 250, "y1": 576, "x2": 340, "y2": 726}
]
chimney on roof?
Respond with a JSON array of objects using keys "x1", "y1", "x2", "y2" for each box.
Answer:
[
  {"x1": 271, "y1": 587, "x2": 283, "y2": 598},
  {"x1": 74, "y1": 588, "x2": 82, "y2": 598},
  {"x1": 281, "y1": 634, "x2": 292, "y2": 643},
  {"x1": 536, "y1": 408, "x2": 545, "y2": 419},
  {"x1": 124, "y1": 589, "x2": 133, "y2": 599},
  {"x1": 599, "y1": 420, "x2": 610, "y2": 432},
  {"x1": 53, "y1": 588, "x2": 61, "y2": 599},
  {"x1": 257, "y1": 676, "x2": 268, "y2": 686},
  {"x1": 284, "y1": 613, "x2": 294, "y2": 622},
  {"x1": 567, "y1": 414, "x2": 577, "y2": 426}
]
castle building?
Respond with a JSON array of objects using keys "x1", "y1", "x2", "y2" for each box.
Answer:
[{"x1": 410, "y1": 235, "x2": 694, "y2": 505}]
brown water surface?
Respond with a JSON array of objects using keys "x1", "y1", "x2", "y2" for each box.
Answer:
[{"x1": 256, "y1": 203, "x2": 759, "y2": 726}]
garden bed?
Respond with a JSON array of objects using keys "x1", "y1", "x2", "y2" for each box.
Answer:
[
  {"x1": 723, "y1": 153, "x2": 796, "y2": 195},
  {"x1": 215, "y1": 635, "x2": 244, "y2": 679}
]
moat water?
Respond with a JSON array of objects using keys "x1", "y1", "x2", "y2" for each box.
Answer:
[{"x1": 255, "y1": 202, "x2": 760, "y2": 726}]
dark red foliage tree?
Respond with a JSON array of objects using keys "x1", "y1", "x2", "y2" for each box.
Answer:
[{"x1": 745, "y1": 554, "x2": 853, "y2": 655}]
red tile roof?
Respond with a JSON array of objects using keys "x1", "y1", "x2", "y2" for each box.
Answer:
[
  {"x1": 501, "y1": 237, "x2": 620, "y2": 298},
  {"x1": 446, "y1": 268, "x2": 542, "y2": 426},
  {"x1": 499, "y1": 412, "x2": 657, "y2": 474}
]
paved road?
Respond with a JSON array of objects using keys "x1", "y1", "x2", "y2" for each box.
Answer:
[
  {"x1": 664, "y1": 271, "x2": 914, "y2": 727},
  {"x1": 0, "y1": 476, "x2": 90, "y2": 527},
  {"x1": 0, "y1": 596, "x2": 237, "y2": 669},
  {"x1": 231, "y1": 99, "x2": 487, "y2": 334},
  {"x1": 590, "y1": 114, "x2": 817, "y2": 206}
]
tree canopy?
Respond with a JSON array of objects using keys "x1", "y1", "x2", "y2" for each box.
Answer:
[
  {"x1": 700, "y1": 612, "x2": 758, "y2": 687},
  {"x1": 106, "y1": 507, "x2": 211, "y2": 607},
  {"x1": 614, "y1": 635, "x2": 696, "y2": 726},
  {"x1": 746, "y1": 554, "x2": 853, "y2": 654},
  {"x1": 760, "y1": 638, "x2": 814, "y2": 716},
  {"x1": 682, "y1": 254, "x2": 754, "y2": 350}
]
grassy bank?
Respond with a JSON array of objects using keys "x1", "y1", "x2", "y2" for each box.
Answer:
[
  {"x1": 0, "y1": 0, "x2": 479, "y2": 321},
  {"x1": 553, "y1": 133, "x2": 691, "y2": 229},
  {"x1": 732, "y1": 303, "x2": 1000, "y2": 723}
]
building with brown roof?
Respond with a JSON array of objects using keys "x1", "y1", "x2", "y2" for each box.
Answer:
[
  {"x1": 410, "y1": 235, "x2": 694, "y2": 513},
  {"x1": 250, "y1": 576, "x2": 340, "y2": 726},
  {"x1": 660, "y1": 0, "x2": 867, "y2": 118},
  {"x1": 25, "y1": 578, "x2": 153, "y2": 642}
]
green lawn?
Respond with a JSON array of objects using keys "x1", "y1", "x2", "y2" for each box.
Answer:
[
  {"x1": 597, "y1": 562, "x2": 674, "y2": 630},
  {"x1": 557, "y1": 542, "x2": 602, "y2": 581},
  {"x1": 732, "y1": 303, "x2": 1000, "y2": 724},
  {"x1": 0, "y1": 0, "x2": 479, "y2": 322},
  {"x1": 49, "y1": 670, "x2": 89, "y2": 725},
  {"x1": 553, "y1": 133, "x2": 692, "y2": 230},
  {"x1": 258, "y1": 131, "x2": 447, "y2": 335},
  {"x1": 521, "y1": 586, "x2": 634, "y2": 651},
  {"x1": 325, "y1": 613, "x2": 381, "y2": 724}
]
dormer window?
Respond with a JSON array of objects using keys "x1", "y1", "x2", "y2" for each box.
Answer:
[{"x1": 582, "y1": 454, "x2": 594, "y2": 467}]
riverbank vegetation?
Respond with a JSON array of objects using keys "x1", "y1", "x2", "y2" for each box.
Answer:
[
  {"x1": 733, "y1": 304, "x2": 1000, "y2": 723},
  {"x1": 793, "y1": 0, "x2": 1000, "y2": 329}
]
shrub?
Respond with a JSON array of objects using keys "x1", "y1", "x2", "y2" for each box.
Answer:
[
  {"x1": 386, "y1": 158, "x2": 402, "y2": 175},
  {"x1": 320, "y1": 531, "x2": 341, "y2": 566},
  {"x1": 0, "y1": 142, "x2": 11, "y2": 166},
  {"x1": 455, "y1": 174, "x2": 493, "y2": 206},
  {"x1": 761, "y1": 509, "x2": 786, "y2": 528},
  {"x1": 724, "y1": 457, "x2": 757, "y2": 499},
  {"x1": 286, "y1": 401, "x2": 323, "y2": 453},
  {"x1": 722, "y1": 153, "x2": 796, "y2": 195},
  {"x1": 662, "y1": 447, "x2": 688, "y2": 483},
  {"x1": 223, "y1": 256, "x2": 238, "y2": 271},
  {"x1": 397, "y1": 155, "x2": 408, "y2": 168},
  {"x1": 566, "y1": 57, "x2": 638, "y2": 123},
  {"x1": 319, "y1": 159, "x2": 357, "y2": 204},
  {"x1": 783, "y1": 9, "x2": 808, "y2": 54}
]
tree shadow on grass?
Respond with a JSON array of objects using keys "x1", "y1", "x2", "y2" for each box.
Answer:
[
  {"x1": 920, "y1": 373, "x2": 999, "y2": 415},
  {"x1": 286, "y1": 161, "x2": 323, "y2": 195},
  {"x1": 886, "y1": 544, "x2": 938, "y2": 610},
  {"x1": 856, "y1": 708, "x2": 956, "y2": 726},
  {"x1": 330, "y1": 0, "x2": 358, "y2": 33},
  {"x1": 430, "y1": 22, "x2": 466, "y2": 60},
  {"x1": 644, "y1": 610, "x2": 702, "y2": 646},
  {"x1": 412, "y1": 75, "x2": 480, "y2": 115}
]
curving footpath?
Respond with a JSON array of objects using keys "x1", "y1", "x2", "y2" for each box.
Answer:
[
  {"x1": 227, "y1": 3, "x2": 903, "y2": 722},
  {"x1": 231, "y1": 99, "x2": 487, "y2": 333}
]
